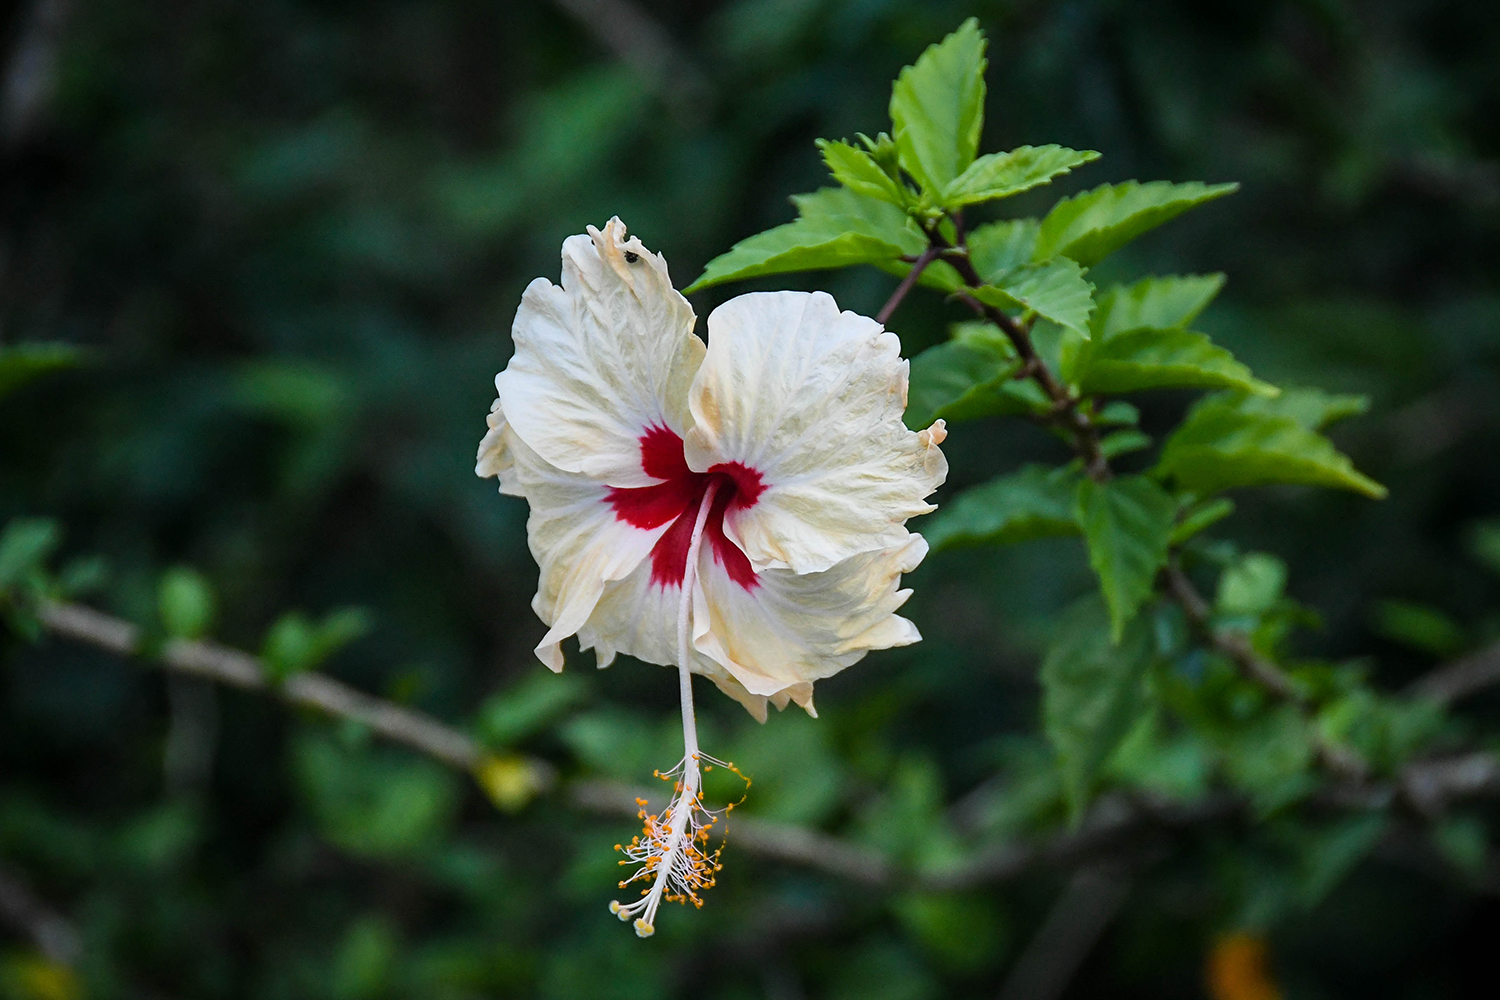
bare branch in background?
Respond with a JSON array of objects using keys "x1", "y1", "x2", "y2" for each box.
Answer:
[
  {"x1": 33, "y1": 600, "x2": 1500, "y2": 895},
  {"x1": 548, "y1": 0, "x2": 710, "y2": 113},
  {"x1": 2, "y1": 0, "x2": 71, "y2": 147},
  {"x1": 0, "y1": 863, "x2": 80, "y2": 965},
  {"x1": 995, "y1": 862, "x2": 1132, "y2": 1000},
  {"x1": 39, "y1": 602, "x2": 490, "y2": 771},
  {"x1": 1405, "y1": 639, "x2": 1500, "y2": 706}
]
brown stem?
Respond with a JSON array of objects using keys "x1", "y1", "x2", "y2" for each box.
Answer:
[
  {"x1": 1163, "y1": 561, "x2": 1369, "y2": 781},
  {"x1": 876, "y1": 246, "x2": 940, "y2": 325},
  {"x1": 939, "y1": 243, "x2": 1112, "y2": 482}
]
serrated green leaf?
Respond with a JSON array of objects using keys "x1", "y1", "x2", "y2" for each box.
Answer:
[
  {"x1": 942, "y1": 144, "x2": 1100, "y2": 207},
  {"x1": 158, "y1": 567, "x2": 216, "y2": 640},
  {"x1": 818, "y1": 138, "x2": 910, "y2": 207},
  {"x1": 924, "y1": 464, "x2": 1081, "y2": 551},
  {"x1": 1071, "y1": 326, "x2": 1277, "y2": 396},
  {"x1": 0, "y1": 343, "x2": 86, "y2": 401},
  {"x1": 686, "y1": 187, "x2": 924, "y2": 291},
  {"x1": 1042, "y1": 595, "x2": 1156, "y2": 822},
  {"x1": 889, "y1": 18, "x2": 986, "y2": 195},
  {"x1": 1155, "y1": 394, "x2": 1386, "y2": 499},
  {"x1": 1233, "y1": 386, "x2": 1370, "y2": 431},
  {"x1": 1169, "y1": 498, "x2": 1235, "y2": 544},
  {"x1": 1076, "y1": 475, "x2": 1176, "y2": 639},
  {"x1": 1092, "y1": 274, "x2": 1225, "y2": 339},
  {"x1": 970, "y1": 258, "x2": 1095, "y2": 337},
  {"x1": 1033, "y1": 180, "x2": 1239, "y2": 266},
  {"x1": 905, "y1": 327, "x2": 1020, "y2": 429}
]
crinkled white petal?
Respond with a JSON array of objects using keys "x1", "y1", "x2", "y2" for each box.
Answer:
[
  {"x1": 684, "y1": 290, "x2": 948, "y2": 574},
  {"x1": 505, "y1": 424, "x2": 669, "y2": 671},
  {"x1": 578, "y1": 531, "x2": 930, "y2": 720},
  {"x1": 475, "y1": 396, "x2": 522, "y2": 496},
  {"x1": 496, "y1": 218, "x2": 705, "y2": 488}
]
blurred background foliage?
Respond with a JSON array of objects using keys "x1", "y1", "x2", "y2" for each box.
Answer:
[{"x1": 2, "y1": 0, "x2": 1499, "y2": 997}]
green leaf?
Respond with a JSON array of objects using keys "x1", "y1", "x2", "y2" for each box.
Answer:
[
  {"x1": 686, "y1": 187, "x2": 924, "y2": 291},
  {"x1": 818, "y1": 138, "x2": 910, "y2": 207},
  {"x1": 1091, "y1": 274, "x2": 1225, "y2": 339},
  {"x1": 970, "y1": 258, "x2": 1095, "y2": 337},
  {"x1": 1075, "y1": 476, "x2": 1176, "y2": 639},
  {"x1": 0, "y1": 518, "x2": 60, "y2": 593},
  {"x1": 1216, "y1": 553, "x2": 1288, "y2": 618},
  {"x1": 889, "y1": 18, "x2": 987, "y2": 195},
  {"x1": 1467, "y1": 520, "x2": 1500, "y2": 578},
  {"x1": 1071, "y1": 326, "x2": 1278, "y2": 396},
  {"x1": 1232, "y1": 387, "x2": 1370, "y2": 431},
  {"x1": 900, "y1": 218, "x2": 1039, "y2": 293},
  {"x1": 1370, "y1": 599, "x2": 1465, "y2": 657},
  {"x1": 1169, "y1": 498, "x2": 1235, "y2": 545},
  {"x1": 925, "y1": 464, "x2": 1081, "y2": 551},
  {"x1": 476, "y1": 671, "x2": 588, "y2": 748},
  {"x1": 263, "y1": 607, "x2": 372, "y2": 681},
  {"x1": 158, "y1": 567, "x2": 216, "y2": 640},
  {"x1": 1155, "y1": 393, "x2": 1387, "y2": 499},
  {"x1": 1099, "y1": 429, "x2": 1151, "y2": 458},
  {"x1": 905, "y1": 325, "x2": 1020, "y2": 429},
  {"x1": 1042, "y1": 595, "x2": 1156, "y2": 822},
  {"x1": 1219, "y1": 706, "x2": 1316, "y2": 816},
  {"x1": 0, "y1": 343, "x2": 86, "y2": 401},
  {"x1": 943, "y1": 144, "x2": 1100, "y2": 207},
  {"x1": 1033, "y1": 180, "x2": 1239, "y2": 266}
]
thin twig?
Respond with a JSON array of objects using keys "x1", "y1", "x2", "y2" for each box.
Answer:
[
  {"x1": 0, "y1": 862, "x2": 80, "y2": 965},
  {"x1": 877, "y1": 246, "x2": 940, "y2": 325},
  {"x1": 38, "y1": 601, "x2": 488, "y2": 771},
  {"x1": 1162, "y1": 561, "x2": 1370, "y2": 781},
  {"x1": 1404, "y1": 639, "x2": 1500, "y2": 705},
  {"x1": 995, "y1": 862, "x2": 1132, "y2": 1000},
  {"x1": 34, "y1": 600, "x2": 1500, "y2": 892}
]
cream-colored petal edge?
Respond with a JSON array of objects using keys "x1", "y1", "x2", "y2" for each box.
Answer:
[
  {"x1": 496, "y1": 218, "x2": 705, "y2": 488},
  {"x1": 685, "y1": 290, "x2": 948, "y2": 574}
]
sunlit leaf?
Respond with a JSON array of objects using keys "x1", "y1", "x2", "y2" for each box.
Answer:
[
  {"x1": 943, "y1": 144, "x2": 1100, "y2": 207},
  {"x1": 970, "y1": 258, "x2": 1095, "y2": 337},
  {"x1": 890, "y1": 18, "x2": 986, "y2": 195},
  {"x1": 1071, "y1": 326, "x2": 1277, "y2": 395},
  {"x1": 1033, "y1": 180, "x2": 1239, "y2": 266},
  {"x1": 818, "y1": 138, "x2": 910, "y2": 207},
  {"x1": 1091, "y1": 274, "x2": 1226, "y2": 339},
  {"x1": 1155, "y1": 393, "x2": 1386, "y2": 498},
  {"x1": 686, "y1": 187, "x2": 924, "y2": 291}
]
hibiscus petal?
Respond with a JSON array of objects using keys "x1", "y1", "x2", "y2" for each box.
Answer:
[
  {"x1": 693, "y1": 533, "x2": 931, "y2": 715},
  {"x1": 684, "y1": 290, "x2": 948, "y2": 574},
  {"x1": 497, "y1": 218, "x2": 705, "y2": 488},
  {"x1": 475, "y1": 397, "x2": 522, "y2": 496},
  {"x1": 579, "y1": 528, "x2": 929, "y2": 719},
  {"x1": 506, "y1": 426, "x2": 668, "y2": 671}
]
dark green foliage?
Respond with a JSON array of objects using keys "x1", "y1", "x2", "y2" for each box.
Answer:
[{"x1": 4, "y1": 3, "x2": 1500, "y2": 1000}]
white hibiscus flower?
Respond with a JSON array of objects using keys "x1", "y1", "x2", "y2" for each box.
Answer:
[{"x1": 477, "y1": 218, "x2": 947, "y2": 936}]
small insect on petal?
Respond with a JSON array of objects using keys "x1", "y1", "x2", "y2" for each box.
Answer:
[{"x1": 623, "y1": 250, "x2": 640, "y2": 263}]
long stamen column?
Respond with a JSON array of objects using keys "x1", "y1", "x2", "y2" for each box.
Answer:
[{"x1": 611, "y1": 482, "x2": 725, "y2": 937}]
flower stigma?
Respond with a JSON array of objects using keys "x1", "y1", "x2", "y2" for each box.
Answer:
[{"x1": 608, "y1": 480, "x2": 749, "y2": 937}]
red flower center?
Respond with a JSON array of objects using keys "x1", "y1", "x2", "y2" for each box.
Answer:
[{"x1": 606, "y1": 426, "x2": 764, "y2": 591}]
